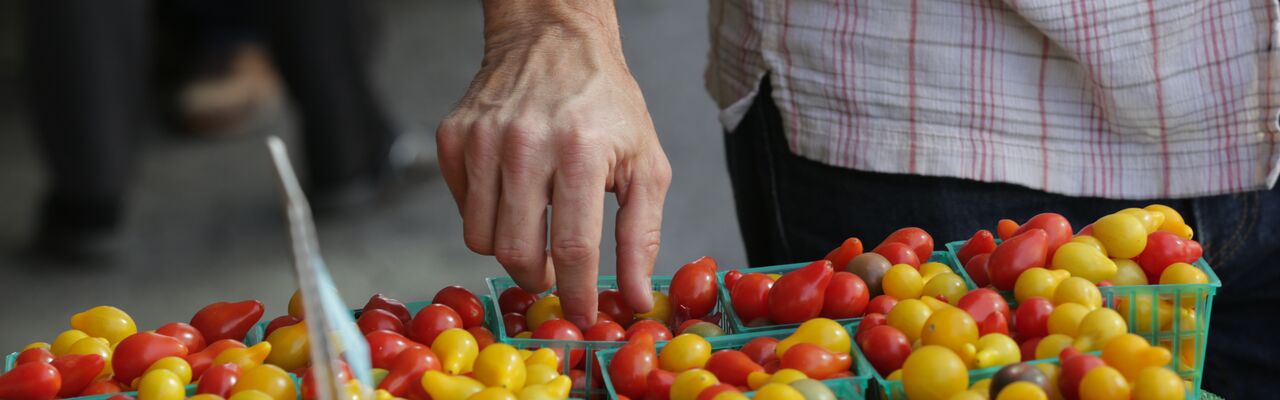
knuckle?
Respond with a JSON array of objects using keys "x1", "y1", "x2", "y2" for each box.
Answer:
[
  {"x1": 463, "y1": 233, "x2": 494, "y2": 255},
  {"x1": 551, "y1": 238, "x2": 597, "y2": 266},
  {"x1": 495, "y1": 246, "x2": 540, "y2": 271}
]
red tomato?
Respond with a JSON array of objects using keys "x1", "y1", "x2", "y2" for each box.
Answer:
[
  {"x1": 964, "y1": 253, "x2": 993, "y2": 288},
  {"x1": 586, "y1": 321, "x2": 627, "y2": 342},
  {"x1": 112, "y1": 332, "x2": 188, "y2": 384},
  {"x1": 365, "y1": 330, "x2": 416, "y2": 369},
  {"x1": 860, "y1": 325, "x2": 912, "y2": 376},
  {"x1": 646, "y1": 369, "x2": 677, "y2": 400},
  {"x1": 997, "y1": 219, "x2": 1020, "y2": 241},
  {"x1": 740, "y1": 337, "x2": 780, "y2": 367},
  {"x1": 1134, "y1": 231, "x2": 1200, "y2": 281},
  {"x1": 358, "y1": 308, "x2": 405, "y2": 335},
  {"x1": 956, "y1": 230, "x2": 997, "y2": 266},
  {"x1": 872, "y1": 242, "x2": 921, "y2": 268},
  {"x1": 364, "y1": 294, "x2": 412, "y2": 324},
  {"x1": 821, "y1": 272, "x2": 870, "y2": 319},
  {"x1": 1012, "y1": 213, "x2": 1073, "y2": 258},
  {"x1": 533, "y1": 320, "x2": 586, "y2": 367},
  {"x1": 263, "y1": 315, "x2": 301, "y2": 338},
  {"x1": 408, "y1": 304, "x2": 463, "y2": 345},
  {"x1": 1020, "y1": 337, "x2": 1042, "y2": 362},
  {"x1": 378, "y1": 345, "x2": 440, "y2": 397},
  {"x1": 467, "y1": 327, "x2": 496, "y2": 350},
  {"x1": 190, "y1": 300, "x2": 264, "y2": 342},
  {"x1": 705, "y1": 350, "x2": 763, "y2": 387},
  {"x1": 301, "y1": 360, "x2": 352, "y2": 400},
  {"x1": 1059, "y1": 353, "x2": 1105, "y2": 400},
  {"x1": 15, "y1": 347, "x2": 54, "y2": 366},
  {"x1": 780, "y1": 343, "x2": 853, "y2": 380},
  {"x1": 608, "y1": 334, "x2": 657, "y2": 399},
  {"x1": 155, "y1": 322, "x2": 207, "y2": 353},
  {"x1": 185, "y1": 339, "x2": 244, "y2": 378},
  {"x1": 498, "y1": 287, "x2": 538, "y2": 315},
  {"x1": 433, "y1": 286, "x2": 486, "y2": 328},
  {"x1": 598, "y1": 289, "x2": 635, "y2": 327},
  {"x1": 669, "y1": 256, "x2": 720, "y2": 319},
  {"x1": 195, "y1": 363, "x2": 241, "y2": 398},
  {"x1": 866, "y1": 295, "x2": 898, "y2": 315},
  {"x1": 0, "y1": 362, "x2": 61, "y2": 400},
  {"x1": 80, "y1": 379, "x2": 124, "y2": 396},
  {"x1": 624, "y1": 319, "x2": 673, "y2": 342},
  {"x1": 1013, "y1": 297, "x2": 1055, "y2": 340},
  {"x1": 824, "y1": 237, "x2": 865, "y2": 270},
  {"x1": 767, "y1": 260, "x2": 834, "y2": 324},
  {"x1": 958, "y1": 288, "x2": 1012, "y2": 336},
  {"x1": 675, "y1": 319, "x2": 701, "y2": 335},
  {"x1": 50, "y1": 354, "x2": 103, "y2": 398},
  {"x1": 854, "y1": 313, "x2": 888, "y2": 347},
  {"x1": 730, "y1": 273, "x2": 774, "y2": 324},
  {"x1": 502, "y1": 312, "x2": 528, "y2": 336},
  {"x1": 876, "y1": 227, "x2": 934, "y2": 261},
  {"x1": 696, "y1": 384, "x2": 738, "y2": 400},
  {"x1": 987, "y1": 229, "x2": 1048, "y2": 291},
  {"x1": 722, "y1": 270, "x2": 745, "y2": 292}
]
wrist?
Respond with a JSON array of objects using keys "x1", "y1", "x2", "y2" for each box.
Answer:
[{"x1": 481, "y1": 0, "x2": 622, "y2": 55}]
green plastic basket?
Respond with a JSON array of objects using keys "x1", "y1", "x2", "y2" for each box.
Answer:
[
  {"x1": 943, "y1": 240, "x2": 1220, "y2": 398},
  {"x1": 717, "y1": 251, "x2": 971, "y2": 334},
  {"x1": 595, "y1": 328, "x2": 870, "y2": 400},
  {"x1": 486, "y1": 275, "x2": 732, "y2": 398}
]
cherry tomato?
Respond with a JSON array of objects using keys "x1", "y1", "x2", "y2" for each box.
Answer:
[
  {"x1": 1058, "y1": 353, "x2": 1104, "y2": 400},
  {"x1": 647, "y1": 369, "x2": 677, "y2": 400},
  {"x1": 502, "y1": 312, "x2": 528, "y2": 336},
  {"x1": 365, "y1": 294, "x2": 412, "y2": 324},
  {"x1": 958, "y1": 289, "x2": 1011, "y2": 336},
  {"x1": 1014, "y1": 297, "x2": 1054, "y2": 339},
  {"x1": 112, "y1": 332, "x2": 189, "y2": 384},
  {"x1": 608, "y1": 334, "x2": 657, "y2": 399},
  {"x1": 964, "y1": 253, "x2": 992, "y2": 288},
  {"x1": 722, "y1": 270, "x2": 745, "y2": 292},
  {"x1": 1014, "y1": 268, "x2": 1069, "y2": 304},
  {"x1": 526, "y1": 295, "x2": 565, "y2": 330},
  {"x1": 467, "y1": 326, "x2": 496, "y2": 350},
  {"x1": 191, "y1": 300, "x2": 265, "y2": 342},
  {"x1": 433, "y1": 286, "x2": 486, "y2": 328},
  {"x1": 886, "y1": 298, "x2": 933, "y2": 343},
  {"x1": 138, "y1": 369, "x2": 185, "y2": 400},
  {"x1": 659, "y1": 334, "x2": 712, "y2": 372},
  {"x1": 824, "y1": 237, "x2": 865, "y2": 270},
  {"x1": 585, "y1": 321, "x2": 627, "y2": 342},
  {"x1": 1011, "y1": 213, "x2": 1073, "y2": 258},
  {"x1": 50, "y1": 354, "x2": 103, "y2": 397},
  {"x1": 671, "y1": 369, "x2": 719, "y2": 400},
  {"x1": 872, "y1": 242, "x2": 921, "y2": 268},
  {"x1": 408, "y1": 304, "x2": 463, "y2": 345},
  {"x1": 431, "y1": 328, "x2": 479, "y2": 375},
  {"x1": 704, "y1": 350, "x2": 763, "y2": 387},
  {"x1": 988, "y1": 229, "x2": 1048, "y2": 291},
  {"x1": 155, "y1": 322, "x2": 207, "y2": 354},
  {"x1": 821, "y1": 272, "x2": 869, "y2": 319},
  {"x1": 902, "y1": 346, "x2": 968, "y2": 400},
  {"x1": 767, "y1": 260, "x2": 833, "y2": 324},
  {"x1": 860, "y1": 325, "x2": 912, "y2": 376},
  {"x1": 853, "y1": 313, "x2": 887, "y2": 346},
  {"x1": 1020, "y1": 337, "x2": 1042, "y2": 362},
  {"x1": 1052, "y1": 278, "x2": 1102, "y2": 309},
  {"x1": 779, "y1": 343, "x2": 851, "y2": 380},
  {"x1": 299, "y1": 360, "x2": 352, "y2": 400},
  {"x1": 0, "y1": 361, "x2": 61, "y2": 400},
  {"x1": 598, "y1": 289, "x2": 635, "y2": 326},
  {"x1": 957, "y1": 230, "x2": 997, "y2": 266},
  {"x1": 877, "y1": 227, "x2": 934, "y2": 261},
  {"x1": 378, "y1": 345, "x2": 440, "y2": 397},
  {"x1": 356, "y1": 308, "x2": 405, "y2": 336},
  {"x1": 81, "y1": 379, "x2": 125, "y2": 396},
  {"x1": 1079, "y1": 366, "x2": 1129, "y2": 400},
  {"x1": 186, "y1": 339, "x2": 246, "y2": 378},
  {"x1": 695, "y1": 383, "x2": 739, "y2": 400},
  {"x1": 498, "y1": 287, "x2": 538, "y2": 315},
  {"x1": 729, "y1": 273, "x2": 773, "y2": 324},
  {"x1": 197, "y1": 363, "x2": 241, "y2": 398},
  {"x1": 263, "y1": 316, "x2": 300, "y2": 339},
  {"x1": 1052, "y1": 242, "x2": 1116, "y2": 283},
  {"x1": 846, "y1": 253, "x2": 893, "y2": 297},
  {"x1": 1135, "y1": 231, "x2": 1200, "y2": 282},
  {"x1": 532, "y1": 320, "x2": 585, "y2": 367},
  {"x1": 625, "y1": 319, "x2": 673, "y2": 341},
  {"x1": 287, "y1": 290, "x2": 305, "y2": 319},
  {"x1": 866, "y1": 295, "x2": 898, "y2": 315},
  {"x1": 670, "y1": 257, "x2": 720, "y2": 319},
  {"x1": 1092, "y1": 213, "x2": 1148, "y2": 259},
  {"x1": 70, "y1": 306, "x2": 137, "y2": 346},
  {"x1": 231, "y1": 364, "x2": 296, "y2": 400},
  {"x1": 366, "y1": 330, "x2": 415, "y2": 370},
  {"x1": 1132, "y1": 366, "x2": 1184, "y2": 400},
  {"x1": 16, "y1": 347, "x2": 54, "y2": 366},
  {"x1": 997, "y1": 219, "x2": 1020, "y2": 241}
]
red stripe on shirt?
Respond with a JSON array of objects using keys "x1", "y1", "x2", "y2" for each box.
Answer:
[
  {"x1": 1039, "y1": 35, "x2": 1052, "y2": 191},
  {"x1": 1145, "y1": 0, "x2": 1173, "y2": 197}
]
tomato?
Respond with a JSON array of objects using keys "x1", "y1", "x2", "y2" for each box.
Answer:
[
  {"x1": 351, "y1": 309, "x2": 402, "y2": 336},
  {"x1": 186, "y1": 339, "x2": 246, "y2": 378},
  {"x1": 421, "y1": 370, "x2": 484, "y2": 400},
  {"x1": 1135, "y1": 231, "x2": 1200, "y2": 282},
  {"x1": 988, "y1": 362, "x2": 1048, "y2": 398},
  {"x1": 957, "y1": 230, "x2": 997, "y2": 266},
  {"x1": 866, "y1": 295, "x2": 898, "y2": 315},
  {"x1": 703, "y1": 350, "x2": 762, "y2": 387},
  {"x1": 902, "y1": 346, "x2": 968, "y2": 400},
  {"x1": 80, "y1": 379, "x2": 125, "y2": 396},
  {"x1": 877, "y1": 227, "x2": 934, "y2": 260},
  {"x1": 886, "y1": 298, "x2": 932, "y2": 343},
  {"x1": 408, "y1": 304, "x2": 463, "y2": 345},
  {"x1": 70, "y1": 306, "x2": 137, "y2": 346},
  {"x1": 1, "y1": 363, "x2": 60, "y2": 400},
  {"x1": 922, "y1": 273, "x2": 967, "y2": 305},
  {"x1": 144, "y1": 356, "x2": 192, "y2": 385},
  {"x1": 921, "y1": 308, "x2": 979, "y2": 366},
  {"x1": 190, "y1": 300, "x2": 264, "y2": 343},
  {"x1": 433, "y1": 286, "x2": 486, "y2": 328},
  {"x1": 624, "y1": 319, "x2": 672, "y2": 341},
  {"x1": 658, "y1": 334, "x2": 712, "y2": 372},
  {"x1": 155, "y1": 322, "x2": 206, "y2": 354},
  {"x1": 365, "y1": 294, "x2": 413, "y2": 324},
  {"x1": 376, "y1": 345, "x2": 440, "y2": 397},
  {"x1": 139, "y1": 369, "x2": 185, "y2": 400},
  {"x1": 16, "y1": 347, "x2": 54, "y2": 366},
  {"x1": 779, "y1": 343, "x2": 851, "y2": 380},
  {"x1": 1052, "y1": 277, "x2": 1102, "y2": 309},
  {"x1": 264, "y1": 321, "x2": 310, "y2": 371},
  {"x1": 957, "y1": 289, "x2": 1011, "y2": 335},
  {"x1": 1014, "y1": 297, "x2": 1054, "y2": 339},
  {"x1": 768, "y1": 260, "x2": 833, "y2": 324},
  {"x1": 366, "y1": 330, "x2": 415, "y2": 370},
  {"x1": 1058, "y1": 353, "x2": 1104, "y2": 400},
  {"x1": 1092, "y1": 213, "x2": 1148, "y2": 259},
  {"x1": 848, "y1": 314, "x2": 884, "y2": 347},
  {"x1": 49, "y1": 354, "x2": 102, "y2": 397},
  {"x1": 964, "y1": 253, "x2": 992, "y2": 288},
  {"x1": 729, "y1": 273, "x2": 773, "y2": 324},
  {"x1": 735, "y1": 337, "x2": 777, "y2": 368},
  {"x1": 580, "y1": 320, "x2": 625, "y2": 342},
  {"x1": 472, "y1": 343, "x2": 526, "y2": 391},
  {"x1": 197, "y1": 363, "x2": 241, "y2": 397},
  {"x1": 533, "y1": 320, "x2": 585, "y2": 367},
  {"x1": 608, "y1": 334, "x2": 657, "y2": 399},
  {"x1": 846, "y1": 252, "x2": 893, "y2": 297},
  {"x1": 526, "y1": 295, "x2": 565, "y2": 330},
  {"x1": 722, "y1": 271, "x2": 745, "y2": 293},
  {"x1": 647, "y1": 369, "x2": 677, "y2": 400},
  {"x1": 287, "y1": 290, "x2": 305, "y2": 319},
  {"x1": 112, "y1": 332, "x2": 189, "y2": 384},
  {"x1": 1014, "y1": 268, "x2": 1069, "y2": 304},
  {"x1": 815, "y1": 272, "x2": 869, "y2": 319},
  {"x1": 988, "y1": 229, "x2": 1048, "y2": 291},
  {"x1": 974, "y1": 334, "x2": 1020, "y2": 369},
  {"x1": 262, "y1": 316, "x2": 300, "y2": 338},
  {"x1": 670, "y1": 257, "x2": 720, "y2": 320},
  {"x1": 1132, "y1": 367, "x2": 1184, "y2": 400},
  {"x1": 1078, "y1": 366, "x2": 1129, "y2": 400},
  {"x1": 1011, "y1": 213, "x2": 1073, "y2": 259},
  {"x1": 231, "y1": 364, "x2": 295, "y2": 400},
  {"x1": 997, "y1": 219, "x2": 1020, "y2": 241},
  {"x1": 694, "y1": 383, "x2": 739, "y2": 400},
  {"x1": 468, "y1": 326, "x2": 496, "y2": 350},
  {"x1": 671, "y1": 369, "x2": 719, "y2": 400},
  {"x1": 431, "y1": 328, "x2": 479, "y2": 375},
  {"x1": 1074, "y1": 308, "x2": 1126, "y2": 352},
  {"x1": 777, "y1": 318, "x2": 851, "y2": 357},
  {"x1": 299, "y1": 360, "x2": 352, "y2": 400},
  {"x1": 872, "y1": 242, "x2": 921, "y2": 268},
  {"x1": 824, "y1": 237, "x2": 865, "y2": 270},
  {"x1": 593, "y1": 290, "x2": 635, "y2": 327}
]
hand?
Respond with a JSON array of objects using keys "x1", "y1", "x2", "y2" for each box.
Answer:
[{"x1": 437, "y1": 1, "x2": 672, "y2": 329}]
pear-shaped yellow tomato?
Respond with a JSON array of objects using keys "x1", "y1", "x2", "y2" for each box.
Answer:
[
  {"x1": 1111, "y1": 259, "x2": 1149, "y2": 286},
  {"x1": 1117, "y1": 208, "x2": 1162, "y2": 233},
  {"x1": 671, "y1": 369, "x2": 718, "y2": 400},
  {"x1": 232, "y1": 364, "x2": 296, "y2": 400},
  {"x1": 522, "y1": 348, "x2": 558, "y2": 371},
  {"x1": 139, "y1": 369, "x2": 186, "y2": 400},
  {"x1": 1034, "y1": 334, "x2": 1075, "y2": 360},
  {"x1": 1052, "y1": 277, "x2": 1101, "y2": 309},
  {"x1": 921, "y1": 308, "x2": 979, "y2": 366},
  {"x1": 468, "y1": 387, "x2": 516, "y2": 400},
  {"x1": 1051, "y1": 243, "x2": 1117, "y2": 284},
  {"x1": 288, "y1": 289, "x2": 305, "y2": 318},
  {"x1": 50, "y1": 329, "x2": 90, "y2": 356},
  {"x1": 919, "y1": 262, "x2": 954, "y2": 283},
  {"x1": 214, "y1": 342, "x2": 272, "y2": 371},
  {"x1": 474, "y1": 343, "x2": 527, "y2": 391},
  {"x1": 1131, "y1": 367, "x2": 1184, "y2": 400},
  {"x1": 1144, "y1": 204, "x2": 1193, "y2": 240},
  {"x1": 1069, "y1": 235, "x2": 1108, "y2": 257},
  {"x1": 886, "y1": 299, "x2": 934, "y2": 343},
  {"x1": 1113, "y1": 296, "x2": 1173, "y2": 334},
  {"x1": 903, "y1": 346, "x2": 968, "y2": 400},
  {"x1": 1073, "y1": 308, "x2": 1126, "y2": 351},
  {"x1": 422, "y1": 370, "x2": 484, "y2": 400},
  {"x1": 70, "y1": 306, "x2": 137, "y2": 345},
  {"x1": 145, "y1": 356, "x2": 193, "y2": 385},
  {"x1": 1046, "y1": 303, "x2": 1090, "y2": 337},
  {"x1": 228, "y1": 390, "x2": 275, "y2": 400},
  {"x1": 67, "y1": 336, "x2": 113, "y2": 379},
  {"x1": 264, "y1": 322, "x2": 310, "y2": 372},
  {"x1": 526, "y1": 296, "x2": 564, "y2": 331},
  {"x1": 515, "y1": 375, "x2": 571, "y2": 400},
  {"x1": 753, "y1": 383, "x2": 804, "y2": 400},
  {"x1": 1160, "y1": 263, "x2": 1210, "y2": 306},
  {"x1": 968, "y1": 378, "x2": 992, "y2": 396},
  {"x1": 1092, "y1": 213, "x2": 1148, "y2": 259},
  {"x1": 523, "y1": 364, "x2": 559, "y2": 386},
  {"x1": 1015, "y1": 268, "x2": 1069, "y2": 304},
  {"x1": 883, "y1": 264, "x2": 924, "y2": 300},
  {"x1": 1101, "y1": 334, "x2": 1172, "y2": 381},
  {"x1": 996, "y1": 381, "x2": 1047, "y2": 400},
  {"x1": 922, "y1": 273, "x2": 968, "y2": 305},
  {"x1": 660, "y1": 334, "x2": 712, "y2": 372},
  {"x1": 432, "y1": 328, "x2": 479, "y2": 374},
  {"x1": 775, "y1": 318, "x2": 851, "y2": 357},
  {"x1": 635, "y1": 291, "x2": 671, "y2": 322},
  {"x1": 973, "y1": 334, "x2": 1020, "y2": 369},
  {"x1": 1079, "y1": 366, "x2": 1130, "y2": 400}
]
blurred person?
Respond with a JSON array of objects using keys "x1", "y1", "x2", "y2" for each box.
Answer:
[
  {"x1": 24, "y1": 0, "x2": 414, "y2": 260},
  {"x1": 437, "y1": 0, "x2": 1278, "y2": 397}
]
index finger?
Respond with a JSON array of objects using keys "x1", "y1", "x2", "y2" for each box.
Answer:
[{"x1": 549, "y1": 147, "x2": 608, "y2": 330}]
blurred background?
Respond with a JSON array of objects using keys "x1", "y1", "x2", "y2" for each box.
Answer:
[{"x1": 0, "y1": 0, "x2": 744, "y2": 351}]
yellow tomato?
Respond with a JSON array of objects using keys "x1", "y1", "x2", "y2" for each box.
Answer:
[
  {"x1": 264, "y1": 321, "x2": 310, "y2": 371},
  {"x1": 1034, "y1": 334, "x2": 1075, "y2": 360},
  {"x1": 887, "y1": 299, "x2": 934, "y2": 343},
  {"x1": 214, "y1": 342, "x2": 272, "y2": 371},
  {"x1": 968, "y1": 378, "x2": 992, "y2": 398},
  {"x1": 661, "y1": 334, "x2": 712, "y2": 372},
  {"x1": 1092, "y1": 213, "x2": 1148, "y2": 259},
  {"x1": 468, "y1": 388, "x2": 516, "y2": 400},
  {"x1": 753, "y1": 383, "x2": 804, "y2": 400},
  {"x1": 884, "y1": 264, "x2": 924, "y2": 300},
  {"x1": 1051, "y1": 243, "x2": 1117, "y2": 283},
  {"x1": 145, "y1": 356, "x2": 193, "y2": 385},
  {"x1": 995, "y1": 381, "x2": 1047, "y2": 400},
  {"x1": 921, "y1": 308, "x2": 979, "y2": 366},
  {"x1": 1014, "y1": 268, "x2": 1068, "y2": 304},
  {"x1": 1113, "y1": 296, "x2": 1173, "y2": 334},
  {"x1": 1069, "y1": 236, "x2": 1108, "y2": 257},
  {"x1": 1047, "y1": 303, "x2": 1090, "y2": 337},
  {"x1": 635, "y1": 291, "x2": 672, "y2": 322},
  {"x1": 189, "y1": 395, "x2": 226, "y2": 400},
  {"x1": 525, "y1": 296, "x2": 564, "y2": 330},
  {"x1": 432, "y1": 328, "x2": 479, "y2": 374},
  {"x1": 903, "y1": 346, "x2": 968, "y2": 400},
  {"x1": 775, "y1": 318, "x2": 851, "y2": 356},
  {"x1": 1144, "y1": 204, "x2": 1193, "y2": 240},
  {"x1": 70, "y1": 306, "x2": 137, "y2": 345},
  {"x1": 920, "y1": 262, "x2": 953, "y2": 282},
  {"x1": 1034, "y1": 363, "x2": 1062, "y2": 400},
  {"x1": 522, "y1": 348, "x2": 558, "y2": 370},
  {"x1": 288, "y1": 289, "x2": 305, "y2": 318},
  {"x1": 475, "y1": 343, "x2": 527, "y2": 391},
  {"x1": 973, "y1": 334, "x2": 1019, "y2": 369},
  {"x1": 138, "y1": 369, "x2": 185, "y2": 400},
  {"x1": 922, "y1": 273, "x2": 968, "y2": 305},
  {"x1": 232, "y1": 364, "x2": 296, "y2": 400},
  {"x1": 1111, "y1": 259, "x2": 1149, "y2": 286},
  {"x1": 1131, "y1": 367, "x2": 1184, "y2": 400},
  {"x1": 671, "y1": 369, "x2": 719, "y2": 400},
  {"x1": 1052, "y1": 277, "x2": 1101, "y2": 309},
  {"x1": 711, "y1": 391, "x2": 750, "y2": 400},
  {"x1": 1073, "y1": 308, "x2": 1126, "y2": 351},
  {"x1": 228, "y1": 390, "x2": 274, "y2": 400},
  {"x1": 1159, "y1": 263, "x2": 1209, "y2": 306},
  {"x1": 421, "y1": 371, "x2": 485, "y2": 400},
  {"x1": 516, "y1": 375, "x2": 571, "y2": 400},
  {"x1": 50, "y1": 329, "x2": 90, "y2": 356},
  {"x1": 1079, "y1": 366, "x2": 1129, "y2": 400},
  {"x1": 66, "y1": 337, "x2": 113, "y2": 378},
  {"x1": 1101, "y1": 334, "x2": 1171, "y2": 381},
  {"x1": 1118, "y1": 208, "x2": 1162, "y2": 233},
  {"x1": 948, "y1": 391, "x2": 986, "y2": 400},
  {"x1": 920, "y1": 296, "x2": 952, "y2": 312},
  {"x1": 524, "y1": 364, "x2": 559, "y2": 386}
]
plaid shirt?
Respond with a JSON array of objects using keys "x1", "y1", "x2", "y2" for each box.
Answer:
[{"x1": 706, "y1": 0, "x2": 1280, "y2": 199}]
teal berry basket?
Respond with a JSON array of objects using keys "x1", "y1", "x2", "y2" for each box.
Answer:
[
  {"x1": 717, "y1": 251, "x2": 971, "y2": 334},
  {"x1": 245, "y1": 294, "x2": 502, "y2": 346},
  {"x1": 944, "y1": 240, "x2": 1221, "y2": 398},
  {"x1": 596, "y1": 328, "x2": 870, "y2": 400},
  {"x1": 486, "y1": 274, "x2": 733, "y2": 398}
]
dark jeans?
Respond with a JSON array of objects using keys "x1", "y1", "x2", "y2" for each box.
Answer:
[
  {"x1": 726, "y1": 78, "x2": 1279, "y2": 398},
  {"x1": 24, "y1": 0, "x2": 392, "y2": 228}
]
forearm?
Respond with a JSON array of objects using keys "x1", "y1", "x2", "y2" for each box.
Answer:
[{"x1": 480, "y1": 0, "x2": 623, "y2": 57}]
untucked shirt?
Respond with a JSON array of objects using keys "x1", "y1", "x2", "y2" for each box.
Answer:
[{"x1": 705, "y1": 0, "x2": 1280, "y2": 199}]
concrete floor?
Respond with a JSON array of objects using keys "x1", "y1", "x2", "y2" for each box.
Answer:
[{"x1": 0, "y1": 0, "x2": 745, "y2": 351}]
